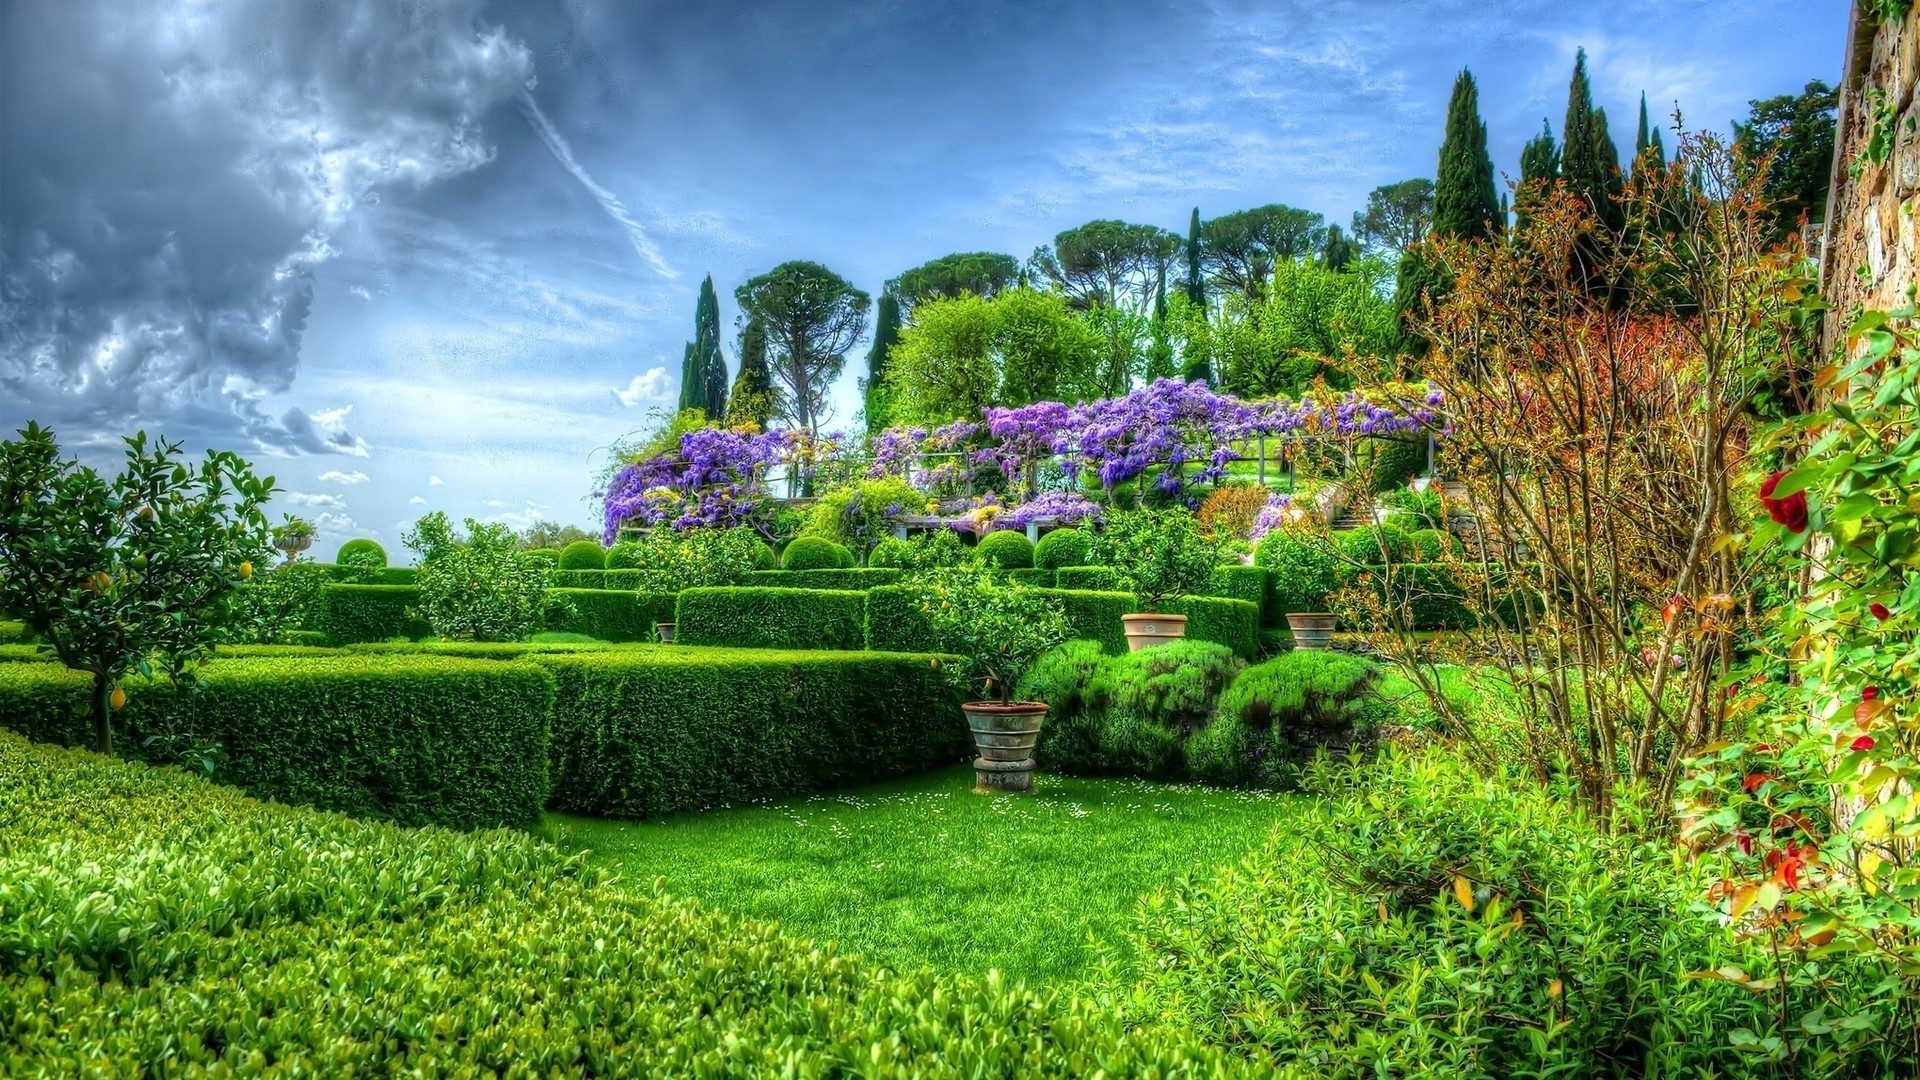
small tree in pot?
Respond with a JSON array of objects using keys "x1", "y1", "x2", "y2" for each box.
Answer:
[
  {"x1": 1092, "y1": 508, "x2": 1221, "y2": 651},
  {"x1": 907, "y1": 571, "x2": 1070, "y2": 792}
]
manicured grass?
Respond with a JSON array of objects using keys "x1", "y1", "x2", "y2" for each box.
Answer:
[{"x1": 558, "y1": 766, "x2": 1301, "y2": 986}]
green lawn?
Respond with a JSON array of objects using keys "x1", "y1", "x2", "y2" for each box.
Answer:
[{"x1": 557, "y1": 766, "x2": 1302, "y2": 986}]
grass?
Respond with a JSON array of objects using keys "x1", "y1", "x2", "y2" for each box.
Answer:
[{"x1": 557, "y1": 766, "x2": 1301, "y2": 986}]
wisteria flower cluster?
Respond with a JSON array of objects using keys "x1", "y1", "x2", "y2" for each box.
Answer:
[
  {"x1": 999, "y1": 490, "x2": 1103, "y2": 529},
  {"x1": 601, "y1": 427, "x2": 792, "y2": 542},
  {"x1": 1248, "y1": 492, "x2": 1294, "y2": 542}
]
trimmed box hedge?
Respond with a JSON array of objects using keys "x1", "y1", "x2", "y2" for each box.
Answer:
[
  {"x1": 675, "y1": 587, "x2": 867, "y2": 650},
  {"x1": 533, "y1": 648, "x2": 969, "y2": 818},
  {"x1": 343, "y1": 640, "x2": 630, "y2": 659},
  {"x1": 746, "y1": 567, "x2": 904, "y2": 590},
  {"x1": 0, "y1": 656, "x2": 553, "y2": 829},
  {"x1": 866, "y1": 586, "x2": 1254, "y2": 657},
  {"x1": 548, "y1": 588, "x2": 676, "y2": 642},
  {"x1": 314, "y1": 583, "x2": 429, "y2": 644},
  {"x1": 1054, "y1": 566, "x2": 1122, "y2": 592},
  {"x1": 548, "y1": 568, "x2": 648, "y2": 590},
  {"x1": 1204, "y1": 566, "x2": 1270, "y2": 625},
  {"x1": 1163, "y1": 596, "x2": 1261, "y2": 658},
  {"x1": 318, "y1": 563, "x2": 418, "y2": 586}
]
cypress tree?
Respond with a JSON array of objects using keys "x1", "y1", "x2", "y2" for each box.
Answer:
[
  {"x1": 1560, "y1": 50, "x2": 1608, "y2": 221},
  {"x1": 726, "y1": 316, "x2": 775, "y2": 430},
  {"x1": 1516, "y1": 120, "x2": 1560, "y2": 231},
  {"x1": 1185, "y1": 207, "x2": 1206, "y2": 308},
  {"x1": 862, "y1": 292, "x2": 902, "y2": 434},
  {"x1": 1146, "y1": 276, "x2": 1176, "y2": 382},
  {"x1": 1395, "y1": 68, "x2": 1499, "y2": 343},
  {"x1": 1635, "y1": 93, "x2": 1667, "y2": 172},
  {"x1": 1591, "y1": 107, "x2": 1625, "y2": 230},
  {"x1": 676, "y1": 339, "x2": 701, "y2": 415},
  {"x1": 692, "y1": 274, "x2": 728, "y2": 419}
]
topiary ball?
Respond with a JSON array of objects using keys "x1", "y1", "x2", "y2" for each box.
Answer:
[
  {"x1": 1033, "y1": 528, "x2": 1092, "y2": 570},
  {"x1": 867, "y1": 537, "x2": 913, "y2": 569},
  {"x1": 781, "y1": 536, "x2": 852, "y2": 572},
  {"x1": 335, "y1": 538, "x2": 386, "y2": 568},
  {"x1": 558, "y1": 539, "x2": 608, "y2": 571},
  {"x1": 1337, "y1": 524, "x2": 1415, "y2": 566},
  {"x1": 522, "y1": 547, "x2": 561, "y2": 568},
  {"x1": 975, "y1": 529, "x2": 1035, "y2": 570},
  {"x1": 752, "y1": 540, "x2": 778, "y2": 571},
  {"x1": 1408, "y1": 528, "x2": 1463, "y2": 562},
  {"x1": 605, "y1": 541, "x2": 645, "y2": 570}
]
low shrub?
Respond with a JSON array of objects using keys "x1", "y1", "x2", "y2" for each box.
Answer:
[
  {"x1": 745, "y1": 568, "x2": 904, "y2": 590},
  {"x1": 616, "y1": 528, "x2": 765, "y2": 592},
  {"x1": 1254, "y1": 529, "x2": 1343, "y2": 616},
  {"x1": 1358, "y1": 435, "x2": 1425, "y2": 492},
  {"x1": 1033, "y1": 527, "x2": 1092, "y2": 570},
  {"x1": 1054, "y1": 566, "x2": 1121, "y2": 591},
  {"x1": 799, "y1": 477, "x2": 923, "y2": 561},
  {"x1": 752, "y1": 539, "x2": 778, "y2": 570},
  {"x1": 522, "y1": 546, "x2": 561, "y2": 568},
  {"x1": 974, "y1": 529, "x2": 1035, "y2": 569},
  {"x1": 605, "y1": 541, "x2": 645, "y2": 569},
  {"x1": 548, "y1": 568, "x2": 645, "y2": 590},
  {"x1": 1408, "y1": 526, "x2": 1463, "y2": 561},
  {"x1": 343, "y1": 641, "x2": 625, "y2": 659},
  {"x1": 1347, "y1": 562, "x2": 1474, "y2": 631},
  {"x1": 674, "y1": 587, "x2": 867, "y2": 650},
  {"x1": 535, "y1": 649, "x2": 969, "y2": 818},
  {"x1": 558, "y1": 539, "x2": 608, "y2": 571},
  {"x1": 996, "y1": 567, "x2": 1056, "y2": 588},
  {"x1": 1021, "y1": 640, "x2": 1243, "y2": 779},
  {"x1": 1188, "y1": 651, "x2": 1385, "y2": 788},
  {"x1": 1196, "y1": 484, "x2": 1271, "y2": 540},
  {"x1": 867, "y1": 528, "x2": 970, "y2": 573},
  {"x1": 1090, "y1": 508, "x2": 1219, "y2": 611},
  {"x1": 1382, "y1": 487, "x2": 1446, "y2": 532},
  {"x1": 409, "y1": 515, "x2": 563, "y2": 641},
  {"x1": 230, "y1": 560, "x2": 332, "y2": 643},
  {"x1": 547, "y1": 589, "x2": 676, "y2": 642},
  {"x1": 0, "y1": 619, "x2": 32, "y2": 644},
  {"x1": 335, "y1": 537, "x2": 387, "y2": 568},
  {"x1": 1337, "y1": 523, "x2": 1415, "y2": 566},
  {"x1": 0, "y1": 731, "x2": 1229, "y2": 1075},
  {"x1": 782, "y1": 535, "x2": 854, "y2": 571},
  {"x1": 314, "y1": 584, "x2": 430, "y2": 644},
  {"x1": 0, "y1": 656, "x2": 552, "y2": 829}
]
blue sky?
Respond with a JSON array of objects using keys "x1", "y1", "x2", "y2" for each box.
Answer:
[{"x1": 1, "y1": 0, "x2": 1848, "y2": 559}]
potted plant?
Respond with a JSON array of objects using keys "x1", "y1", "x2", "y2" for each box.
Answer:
[
  {"x1": 1094, "y1": 509, "x2": 1220, "y2": 651},
  {"x1": 272, "y1": 514, "x2": 316, "y2": 563},
  {"x1": 655, "y1": 621, "x2": 676, "y2": 644},
  {"x1": 909, "y1": 573, "x2": 1071, "y2": 792}
]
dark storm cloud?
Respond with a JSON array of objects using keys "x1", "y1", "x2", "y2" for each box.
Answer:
[{"x1": 0, "y1": 0, "x2": 534, "y2": 455}]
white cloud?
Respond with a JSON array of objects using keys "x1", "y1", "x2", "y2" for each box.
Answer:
[
  {"x1": 286, "y1": 491, "x2": 348, "y2": 510},
  {"x1": 408, "y1": 494, "x2": 426, "y2": 505},
  {"x1": 318, "y1": 469, "x2": 370, "y2": 485},
  {"x1": 614, "y1": 367, "x2": 672, "y2": 407},
  {"x1": 428, "y1": 475, "x2": 444, "y2": 485}
]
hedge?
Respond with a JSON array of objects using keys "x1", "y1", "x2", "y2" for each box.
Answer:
[
  {"x1": 1056, "y1": 566, "x2": 1267, "y2": 628},
  {"x1": 746, "y1": 568, "x2": 904, "y2": 591},
  {"x1": 0, "y1": 732, "x2": 1232, "y2": 1076},
  {"x1": 0, "y1": 619, "x2": 34, "y2": 644},
  {"x1": 675, "y1": 587, "x2": 867, "y2": 651},
  {"x1": 0, "y1": 656, "x2": 553, "y2": 830},
  {"x1": 782, "y1": 535, "x2": 854, "y2": 571},
  {"x1": 547, "y1": 588, "x2": 676, "y2": 642},
  {"x1": 533, "y1": 649, "x2": 970, "y2": 819},
  {"x1": 342, "y1": 641, "x2": 630, "y2": 659},
  {"x1": 317, "y1": 563, "x2": 418, "y2": 586},
  {"x1": 548, "y1": 568, "x2": 647, "y2": 590},
  {"x1": 1163, "y1": 596, "x2": 1260, "y2": 659},
  {"x1": 1055, "y1": 566, "x2": 1122, "y2": 592},
  {"x1": 314, "y1": 584, "x2": 430, "y2": 644},
  {"x1": 866, "y1": 585, "x2": 1255, "y2": 658},
  {"x1": 334, "y1": 537, "x2": 387, "y2": 566},
  {"x1": 975, "y1": 530, "x2": 1035, "y2": 569},
  {"x1": 558, "y1": 539, "x2": 608, "y2": 570}
]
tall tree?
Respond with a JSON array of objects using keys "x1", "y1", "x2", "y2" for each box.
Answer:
[
  {"x1": 1144, "y1": 276, "x2": 1176, "y2": 381},
  {"x1": 726, "y1": 316, "x2": 776, "y2": 429},
  {"x1": 1395, "y1": 69, "x2": 1498, "y2": 339},
  {"x1": 1558, "y1": 49, "x2": 1615, "y2": 225},
  {"x1": 1028, "y1": 220, "x2": 1181, "y2": 309},
  {"x1": 1321, "y1": 224, "x2": 1360, "y2": 271},
  {"x1": 734, "y1": 262, "x2": 868, "y2": 433},
  {"x1": 887, "y1": 252, "x2": 1019, "y2": 312},
  {"x1": 1351, "y1": 179, "x2": 1434, "y2": 254},
  {"x1": 1184, "y1": 207, "x2": 1206, "y2": 308},
  {"x1": 1516, "y1": 119, "x2": 1560, "y2": 230},
  {"x1": 677, "y1": 275, "x2": 728, "y2": 418},
  {"x1": 1590, "y1": 107, "x2": 1626, "y2": 230},
  {"x1": 1634, "y1": 92, "x2": 1668, "y2": 173},
  {"x1": 862, "y1": 291, "x2": 902, "y2": 434},
  {"x1": 1733, "y1": 80, "x2": 1839, "y2": 238},
  {"x1": 1201, "y1": 204, "x2": 1328, "y2": 300}
]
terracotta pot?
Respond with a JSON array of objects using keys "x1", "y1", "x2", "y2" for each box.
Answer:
[
  {"x1": 654, "y1": 622, "x2": 676, "y2": 644},
  {"x1": 961, "y1": 700, "x2": 1049, "y2": 793},
  {"x1": 1120, "y1": 612, "x2": 1188, "y2": 652},
  {"x1": 1286, "y1": 612, "x2": 1337, "y2": 650}
]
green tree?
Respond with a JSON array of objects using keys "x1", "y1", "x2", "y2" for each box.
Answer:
[
  {"x1": 1634, "y1": 92, "x2": 1668, "y2": 173},
  {"x1": 1184, "y1": 206, "x2": 1206, "y2": 308},
  {"x1": 886, "y1": 292, "x2": 1000, "y2": 423},
  {"x1": 735, "y1": 261, "x2": 869, "y2": 433},
  {"x1": 0, "y1": 423, "x2": 276, "y2": 755},
  {"x1": 678, "y1": 275, "x2": 728, "y2": 418},
  {"x1": 1145, "y1": 276, "x2": 1176, "y2": 382},
  {"x1": 1733, "y1": 80, "x2": 1838, "y2": 238},
  {"x1": 1395, "y1": 69, "x2": 1498, "y2": 339},
  {"x1": 1227, "y1": 258, "x2": 1401, "y2": 398},
  {"x1": 1351, "y1": 179, "x2": 1433, "y2": 255},
  {"x1": 1558, "y1": 49, "x2": 1613, "y2": 224},
  {"x1": 888, "y1": 252, "x2": 1019, "y2": 312},
  {"x1": 1516, "y1": 119, "x2": 1560, "y2": 229},
  {"x1": 1081, "y1": 304, "x2": 1150, "y2": 397},
  {"x1": 862, "y1": 291, "x2": 902, "y2": 434},
  {"x1": 727, "y1": 316, "x2": 777, "y2": 429},
  {"x1": 1029, "y1": 220, "x2": 1180, "y2": 309},
  {"x1": 1321, "y1": 224, "x2": 1360, "y2": 271},
  {"x1": 1201, "y1": 204, "x2": 1328, "y2": 301},
  {"x1": 405, "y1": 513, "x2": 559, "y2": 642},
  {"x1": 994, "y1": 287, "x2": 1102, "y2": 404}
]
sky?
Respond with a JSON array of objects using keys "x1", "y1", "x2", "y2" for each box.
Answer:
[{"x1": 1, "y1": 0, "x2": 1849, "y2": 561}]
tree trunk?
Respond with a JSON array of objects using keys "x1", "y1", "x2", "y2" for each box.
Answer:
[{"x1": 91, "y1": 671, "x2": 113, "y2": 756}]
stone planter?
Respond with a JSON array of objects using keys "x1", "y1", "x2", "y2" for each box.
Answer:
[
  {"x1": 1120, "y1": 612, "x2": 1188, "y2": 652},
  {"x1": 275, "y1": 534, "x2": 313, "y2": 563},
  {"x1": 1286, "y1": 612, "x2": 1337, "y2": 650},
  {"x1": 654, "y1": 622, "x2": 676, "y2": 644},
  {"x1": 962, "y1": 701, "x2": 1049, "y2": 793}
]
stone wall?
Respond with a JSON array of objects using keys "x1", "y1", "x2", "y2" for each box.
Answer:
[{"x1": 1824, "y1": 4, "x2": 1920, "y2": 347}]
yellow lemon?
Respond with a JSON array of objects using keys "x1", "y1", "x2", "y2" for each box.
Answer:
[{"x1": 109, "y1": 686, "x2": 126, "y2": 712}]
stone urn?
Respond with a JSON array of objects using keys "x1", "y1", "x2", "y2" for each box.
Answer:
[
  {"x1": 274, "y1": 533, "x2": 314, "y2": 564},
  {"x1": 654, "y1": 622, "x2": 676, "y2": 644},
  {"x1": 1286, "y1": 612, "x2": 1337, "y2": 650},
  {"x1": 1120, "y1": 612, "x2": 1188, "y2": 652},
  {"x1": 962, "y1": 701, "x2": 1049, "y2": 793}
]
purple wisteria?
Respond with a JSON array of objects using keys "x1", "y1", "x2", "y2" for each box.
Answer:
[
  {"x1": 601, "y1": 427, "x2": 792, "y2": 542},
  {"x1": 1000, "y1": 490, "x2": 1103, "y2": 528}
]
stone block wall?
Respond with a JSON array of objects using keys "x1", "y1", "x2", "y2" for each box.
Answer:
[{"x1": 1824, "y1": 4, "x2": 1920, "y2": 347}]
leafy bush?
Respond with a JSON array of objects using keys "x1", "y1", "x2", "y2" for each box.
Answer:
[
  {"x1": 1112, "y1": 750, "x2": 1794, "y2": 1077},
  {"x1": 745, "y1": 568, "x2": 903, "y2": 590},
  {"x1": 1408, "y1": 527, "x2": 1462, "y2": 561},
  {"x1": 0, "y1": 731, "x2": 1228, "y2": 1075},
  {"x1": 752, "y1": 539, "x2": 778, "y2": 569},
  {"x1": 674, "y1": 587, "x2": 867, "y2": 650},
  {"x1": 522, "y1": 546, "x2": 561, "y2": 568},
  {"x1": 335, "y1": 537, "x2": 388, "y2": 568},
  {"x1": 974, "y1": 529, "x2": 1035, "y2": 569},
  {"x1": 558, "y1": 539, "x2": 608, "y2": 571},
  {"x1": 1196, "y1": 484, "x2": 1272, "y2": 540},
  {"x1": 1033, "y1": 528, "x2": 1092, "y2": 570},
  {"x1": 1188, "y1": 651, "x2": 1384, "y2": 788},
  {"x1": 620, "y1": 527, "x2": 765, "y2": 593},
  {"x1": 406, "y1": 514, "x2": 563, "y2": 641},
  {"x1": 1091, "y1": 509, "x2": 1220, "y2": 611},
  {"x1": 782, "y1": 535, "x2": 855, "y2": 571},
  {"x1": 1359, "y1": 436, "x2": 1426, "y2": 492},
  {"x1": 313, "y1": 584, "x2": 430, "y2": 644},
  {"x1": 605, "y1": 541, "x2": 645, "y2": 569},
  {"x1": 1337, "y1": 522, "x2": 1414, "y2": 565},
  {"x1": 893, "y1": 573, "x2": 1070, "y2": 702},
  {"x1": 1019, "y1": 640, "x2": 1242, "y2": 779},
  {"x1": 867, "y1": 528, "x2": 970, "y2": 573},
  {"x1": 1382, "y1": 487, "x2": 1446, "y2": 532},
  {"x1": 230, "y1": 560, "x2": 332, "y2": 643},
  {"x1": 800, "y1": 477, "x2": 923, "y2": 562},
  {"x1": 320, "y1": 562, "x2": 418, "y2": 585},
  {"x1": 1254, "y1": 529, "x2": 1343, "y2": 615},
  {"x1": 535, "y1": 649, "x2": 970, "y2": 818},
  {"x1": 547, "y1": 589, "x2": 676, "y2": 642},
  {"x1": 0, "y1": 655, "x2": 553, "y2": 829}
]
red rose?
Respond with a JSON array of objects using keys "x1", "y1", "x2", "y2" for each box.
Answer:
[
  {"x1": 1852, "y1": 734, "x2": 1876, "y2": 752},
  {"x1": 1871, "y1": 602, "x2": 1892, "y2": 621},
  {"x1": 1864, "y1": 686, "x2": 1880, "y2": 702},
  {"x1": 1758, "y1": 471, "x2": 1809, "y2": 534}
]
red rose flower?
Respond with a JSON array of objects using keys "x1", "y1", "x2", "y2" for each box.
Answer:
[
  {"x1": 1758, "y1": 471, "x2": 1809, "y2": 534},
  {"x1": 1863, "y1": 686, "x2": 1880, "y2": 702},
  {"x1": 1852, "y1": 734, "x2": 1876, "y2": 752},
  {"x1": 1871, "y1": 602, "x2": 1892, "y2": 621}
]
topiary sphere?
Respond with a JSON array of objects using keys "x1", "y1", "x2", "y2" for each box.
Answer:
[
  {"x1": 867, "y1": 537, "x2": 913, "y2": 569},
  {"x1": 557, "y1": 539, "x2": 608, "y2": 571},
  {"x1": 1408, "y1": 528, "x2": 1463, "y2": 562},
  {"x1": 752, "y1": 540, "x2": 778, "y2": 571},
  {"x1": 781, "y1": 536, "x2": 852, "y2": 572},
  {"x1": 605, "y1": 541, "x2": 646, "y2": 570},
  {"x1": 335, "y1": 538, "x2": 387, "y2": 568},
  {"x1": 521, "y1": 547, "x2": 561, "y2": 568},
  {"x1": 974, "y1": 529, "x2": 1035, "y2": 570},
  {"x1": 1033, "y1": 528, "x2": 1092, "y2": 570},
  {"x1": 1337, "y1": 523, "x2": 1415, "y2": 566}
]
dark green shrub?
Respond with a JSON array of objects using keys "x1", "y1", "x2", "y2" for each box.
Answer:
[
  {"x1": 998, "y1": 568, "x2": 1055, "y2": 588},
  {"x1": 1054, "y1": 566, "x2": 1122, "y2": 592},
  {"x1": 522, "y1": 547, "x2": 561, "y2": 568},
  {"x1": 1382, "y1": 488, "x2": 1446, "y2": 532},
  {"x1": 867, "y1": 537, "x2": 911, "y2": 568},
  {"x1": 335, "y1": 538, "x2": 388, "y2": 568},
  {"x1": 674, "y1": 587, "x2": 866, "y2": 650},
  {"x1": 974, "y1": 530, "x2": 1035, "y2": 569},
  {"x1": 0, "y1": 619, "x2": 33, "y2": 644},
  {"x1": 314, "y1": 584, "x2": 430, "y2": 644},
  {"x1": 0, "y1": 732, "x2": 1229, "y2": 1075},
  {"x1": 605, "y1": 541, "x2": 645, "y2": 569},
  {"x1": 1022, "y1": 640, "x2": 1242, "y2": 779},
  {"x1": 781, "y1": 535, "x2": 854, "y2": 571},
  {"x1": 230, "y1": 560, "x2": 332, "y2": 643},
  {"x1": 799, "y1": 477, "x2": 922, "y2": 561},
  {"x1": 1359, "y1": 436, "x2": 1425, "y2": 492},
  {"x1": 1189, "y1": 651, "x2": 1383, "y2": 788},
  {"x1": 1202, "y1": 565, "x2": 1268, "y2": 624},
  {"x1": 0, "y1": 656, "x2": 552, "y2": 829},
  {"x1": 535, "y1": 649, "x2": 968, "y2": 818},
  {"x1": 1354, "y1": 563, "x2": 1473, "y2": 631},
  {"x1": 745, "y1": 568, "x2": 903, "y2": 590},
  {"x1": 557, "y1": 539, "x2": 608, "y2": 571},
  {"x1": 1090, "y1": 508, "x2": 1219, "y2": 611},
  {"x1": 343, "y1": 641, "x2": 624, "y2": 659},
  {"x1": 1408, "y1": 527, "x2": 1463, "y2": 561},
  {"x1": 866, "y1": 528, "x2": 969, "y2": 573},
  {"x1": 868, "y1": 585, "x2": 1133, "y2": 656},
  {"x1": 617, "y1": 528, "x2": 764, "y2": 592},
  {"x1": 1254, "y1": 530, "x2": 1344, "y2": 616},
  {"x1": 551, "y1": 569, "x2": 650, "y2": 590},
  {"x1": 1033, "y1": 528, "x2": 1092, "y2": 570},
  {"x1": 752, "y1": 540, "x2": 777, "y2": 570},
  {"x1": 1337, "y1": 523, "x2": 1415, "y2": 566},
  {"x1": 547, "y1": 589, "x2": 676, "y2": 642},
  {"x1": 1162, "y1": 596, "x2": 1260, "y2": 659}
]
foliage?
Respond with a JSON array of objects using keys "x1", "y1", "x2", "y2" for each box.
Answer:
[
  {"x1": 601, "y1": 425, "x2": 788, "y2": 540},
  {"x1": 1197, "y1": 484, "x2": 1271, "y2": 541},
  {"x1": 1199, "y1": 204, "x2": 1326, "y2": 301},
  {"x1": 334, "y1": 537, "x2": 387, "y2": 568},
  {"x1": 1337, "y1": 522, "x2": 1415, "y2": 565},
  {"x1": 547, "y1": 589, "x2": 676, "y2": 642},
  {"x1": 867, "y1": 528, "x2": 971, "y2": 573},
  {"x1": 673, "y1": 586, "x2": 868, "y2": 651},
  {"x1": 1351, "y1": 178, "x2": 1434, "y2": 255},
  {"x1": 781, "y1": 535, "x2": 855, "y2": 572},
  {"x1": 0, "y1": 655, "x2": 552, "y2": 828},
  {"x1": 230, "y1": 560, "x2": 332, "y2": 644},
  {"x1": 521, "y1": 546, "x2": 560, "y2": 568},
  {"x1": 1033, "y1": 527, "x2": 1093, "y2": 570},
  {"x1": 802, "y1": 477, "x2": 922, "y2": 560},
  {"x1": 746, "y1": 568, "x2": 903, "y2": 590},
  {"x1": 1516, "y1": 119, "x2": 1562, "y2": 229},
  {"x1": 890, "y1": 288, "x2": 1102, "y2": 423},
  {"x1": 1361, "y1": 435, "x2": 1427, "y2": 491},
  {"x1": 888, "y1": 252, "x2": 1020, "y2": 310},
  {"x1": 900, "y1": 574, "x2": 1070, "y2": 702},
  {"x1": 311, "y1": 584, "x2": 429, "y2": 644},
  {"x1": 1191, "y1": 261, "x2": 1402, "y2": 399},
  {"x1": 862, "y1": 290, "x2": 903, "y2": 433},
  {"x1": 557, "y1": 538, "x2": 608, "y2": 571},
  {"x1": 517, "y1": 520, "x2": 594, "y2": 551},
  {"x1": 1408, "y1": 527, "x2": 1463, "y2": 562},
  {"x1": 1733, "y1": 80, "x2": 1838, "y2": 239},
  {"x1": 1254, "y1": 528, "x2": 1344, "y2": 615},
  {"x1": 974, "y1": 529, "x2": 1034, "y2": 569},
  {"x1": 405, "y1": 513, "x2": 563, "y2": 642},
  {"x1": 1092, "y1": 508, "x2": 1220, "y2": 611},
  {"x1": 1027, "y1": 219, "x2": 1180, "y2": 310},
  {"x1": 677, "y1": 274, "x2": 729, "y2": 419},
  {"x1": 727, "y1": 315, "x2": 778, "y2": 430},
  {"x1": 735, "y1": 260, "x2": 870, "y2": 432},
  {"x1": 1381, "y1": 486, "x2": 1445, "y2": 530},
  {"x1": 0, "y1": 423, "x2": 276, "y2": 755}
]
